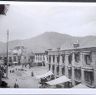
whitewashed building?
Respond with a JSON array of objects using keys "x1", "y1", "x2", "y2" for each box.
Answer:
[
  {"x1": 47, "y1": 43, "x2": 96, "y2": 88},
  {"x1": 34, "y1": 52, "x2": 48, "y2": 66}
]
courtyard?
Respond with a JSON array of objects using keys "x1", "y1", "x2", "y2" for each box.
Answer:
[{"x1": 2, "y1": 65, "x2": 48, "y2": 88}]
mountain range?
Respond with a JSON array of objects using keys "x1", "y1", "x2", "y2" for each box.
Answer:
[{"x1": 0, "y1": 32, "x2": 96, "y2": 53}]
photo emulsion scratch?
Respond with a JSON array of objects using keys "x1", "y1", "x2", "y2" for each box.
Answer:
[{"x1": 0, "y1": 3, "x2": 96, "y2": 88}]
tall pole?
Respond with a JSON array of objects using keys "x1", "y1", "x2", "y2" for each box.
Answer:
[{"x1": 6, "y1": 30, "x2": 9, "y2": 78}]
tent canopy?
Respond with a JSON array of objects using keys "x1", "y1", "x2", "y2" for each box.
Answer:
[
  {"x1": 73, "y1": 83, "x2": 89, "y2": 88},
  {"x1": 46, "y1": 75, "x2": 71, "y2": 86},
  {"x1": 35, "y1": 71, "x2": 53, "y2": 79}
]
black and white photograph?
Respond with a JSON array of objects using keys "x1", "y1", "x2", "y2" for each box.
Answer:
[{"x1": 0, "y1": 3, "x2": 96, "y2": 89}]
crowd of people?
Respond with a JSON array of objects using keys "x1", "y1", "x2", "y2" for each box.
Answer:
[{"x1": 9, "y1": 66, "x2": 34, "y2": 88}]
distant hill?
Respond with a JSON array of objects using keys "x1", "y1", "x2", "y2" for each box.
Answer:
[
  {"x1": 1, "y1": 32, "x2": 96, "y2": 53},
  {"x1": 22, "y1": 32, "x2": 73, "y2": 52}
]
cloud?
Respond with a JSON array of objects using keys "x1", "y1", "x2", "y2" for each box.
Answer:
[{"x1": 0, "y1": 4, "x2": 96, "y2": 41}]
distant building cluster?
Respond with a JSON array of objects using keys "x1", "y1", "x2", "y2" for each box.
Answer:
[{"x1": 0, "y1": 46, "x2": 48, "y2": 67}]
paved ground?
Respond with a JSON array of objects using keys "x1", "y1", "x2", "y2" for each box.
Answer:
[{"x1": 2, "y1": 65, "x2": 48, "y2": 88}]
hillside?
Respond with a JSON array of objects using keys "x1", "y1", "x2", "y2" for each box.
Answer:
[{"x1": 1, "y1": 32, "x2": 96, "y2": 53}]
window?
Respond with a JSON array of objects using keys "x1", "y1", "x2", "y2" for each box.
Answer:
[
  {"x1": 74, "y1": 69, "x2": 81, "y2": 80},
  {"x1": 24, "y1": 56, "x2": 26, "y2": 59},
  {"x1": 53, "y1": 55, "x2": 55, "y2": 63},
  {"x1": 84, "y1": 54, "x2": 92, "y2": 65},
  {"x1": 30, "y1": 56, "x2": 34, "y2": 62},
  {"x1": 49, "y1": 64, "x2": 51, "y2": 70},
  {"x1": 52, "y1": 65, "x2": 55, "y2": 73},
  {"x1": 68, "y1": 54, "x2": 72, "y2": 64},
  {"x1": 57, "y1": 66, "x2": 59, "y2": 75},
  {"x1": 9, "y1": 57, "x2": 12, "y2": 62},
  {"x1": 57, "y1": 55, "x2": 60, "y2": 63},
  {"x1": 62, "y1": 67, "x2": 65, "y2": 75},
  {"x1": 40, "y1": 55, "x2": 42, "y2": 61},
  {"x1": 37, "y1": 56, "x2": 39, "y2": 61},
  {"x1": 68, "y1": 68, "x2": 72, "y2": 79},
  {"x1": 62, "y1": 54, "x2": 65, "y2": 63},
  {"x1": 75, "y1": 52, "x2": 80, "y2": 63},
  {"x1": 84, "y1": 71, "x2": 94, "y2": 85},
  {"x1": 13, "y1": 56, "x2": 16, "y2": 62},
  {"x1": 43, "y1": 56, "x2": 45, "y2": 60},
  {"x1": 49, "y1": 56, "x2": 51, "y2": 63}
]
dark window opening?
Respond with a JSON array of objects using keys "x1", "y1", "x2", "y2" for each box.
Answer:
[
  {"x1": 30, "y1": 56, "x2": 34, "y2": 62},
  {"x1": 13, "y1": 56, "x2": 16, "y2": 62},
  {"x1": 49, "y1": 64, "x2": 51, "y2": 70},
  {"x1": 52, "y1": 65, "x2": 55, "y2": 73},
  {"x1": 43, "y1": 56, "x2": 45, "y2": 60},
  {"x1": 9, "y1": 57, "x2": 12, "y2": 62},
  {"x1": 84, "y1": 54, "x2": 92, "y2": 65},
  {"x1": 57, "y1": 66, "x2": 59, "y2": 75},
  {"x1": 62, "y1": 67, "x2": 65, "y2": 75},
  {"x1": 68, "y1": 54, "x2": 72, "y2": 64},
  {"x1": 74, "y1": 52, "x2": 80, "y2": 63},
  {"x1": 62, "y1": 54, "x2": 65, "y2": 63},
  {"x1": 74, "y1": 69, "x2": 81, "y2": 81},
  {"x1": 53, "y1": 55, "x2": 55, "y2": 63},
  {"x1": 68, "y1": 68, "x2": 72, "y2": 79},
  {"x1": 49, "y1": 56, "x2": 51, "y2": 63},
  {"x1": 57, "y1": 55, "x2": 60, "y2": 63},
  {"x1": 84, "y1": 71, "x2": 94, "y2": 85}
]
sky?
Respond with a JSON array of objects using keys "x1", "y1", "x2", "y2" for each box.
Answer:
[{"x1": 0, "y1": 3, "x2": 96, "y2": 42}]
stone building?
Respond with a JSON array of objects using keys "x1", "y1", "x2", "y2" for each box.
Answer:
[
  {"x1": 8, "y1": 52, "x2": 18, "y2": 65},
  {"x1": 34, "y1": 51, "x2": 48, "y2": 66},
  {"x1": 3, "y1": 46, "x2": 30, "y2": 66},
  {"x1": 47, "y1": 45, "x2": 96, "y2": 88}
]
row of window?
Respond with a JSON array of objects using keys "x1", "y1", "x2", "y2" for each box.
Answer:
[
  {"x1": 9, "y1": 56, "x2": 17, "y2": 62},
  {"x1": 49, "y1": 64, "x2": 94, "y2": 85},
  {"x1": 35, "y1": 55, "x2": 45, "y2": 61},
  {"x1": 49, "y1": 64, "x2": 65, "y2": 75},
  {"x1": 49, "y1": 54, "x2": 65, "y2": 63},
  {"x1": 8, "y1": 56, "x2": 28, "y2": 63},
  {"x1": 48, "y1": 52, "x2": 92, "y2": 65}
]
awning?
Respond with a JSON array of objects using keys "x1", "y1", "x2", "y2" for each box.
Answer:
[
  {"x1": 46, "y1": 76, "x2": 71, "y2": 86},
  {"x1": 73, "y1": 83, "x2": 89, "y2": 88},
  {"x1": 35, "y1": 71, "x2": 53, "y2": 79}
]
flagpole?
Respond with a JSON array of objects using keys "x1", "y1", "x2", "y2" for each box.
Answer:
[{"x1": 6, "y1": 30, "x2": 9, "y2": 78}]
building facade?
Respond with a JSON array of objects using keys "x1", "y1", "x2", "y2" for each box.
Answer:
[
  {"x1": 47, "y1": 47, "x2": 96, "y2": 88},
  {"x1": 3, "y1": 46, "x2": 30, "y2": 66},
  {"x1": 34, "y1": 52, "x2": 48, "y2": 66}
]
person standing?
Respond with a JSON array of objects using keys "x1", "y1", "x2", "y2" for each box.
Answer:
[{"x1": 14, "y1": 79, "x2": 19, "y2": 88}]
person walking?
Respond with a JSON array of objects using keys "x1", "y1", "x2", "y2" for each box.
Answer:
[
  {"x1": 31, "y1": 71, "x2": 34, "y2": 77},
  {"x1": 14, "y1": 79, "x2": 19, "y2": 88}
]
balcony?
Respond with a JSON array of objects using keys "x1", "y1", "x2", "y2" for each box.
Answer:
[{"x1": 82, "y1": 64, "x2": 93, "y2": 70}]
